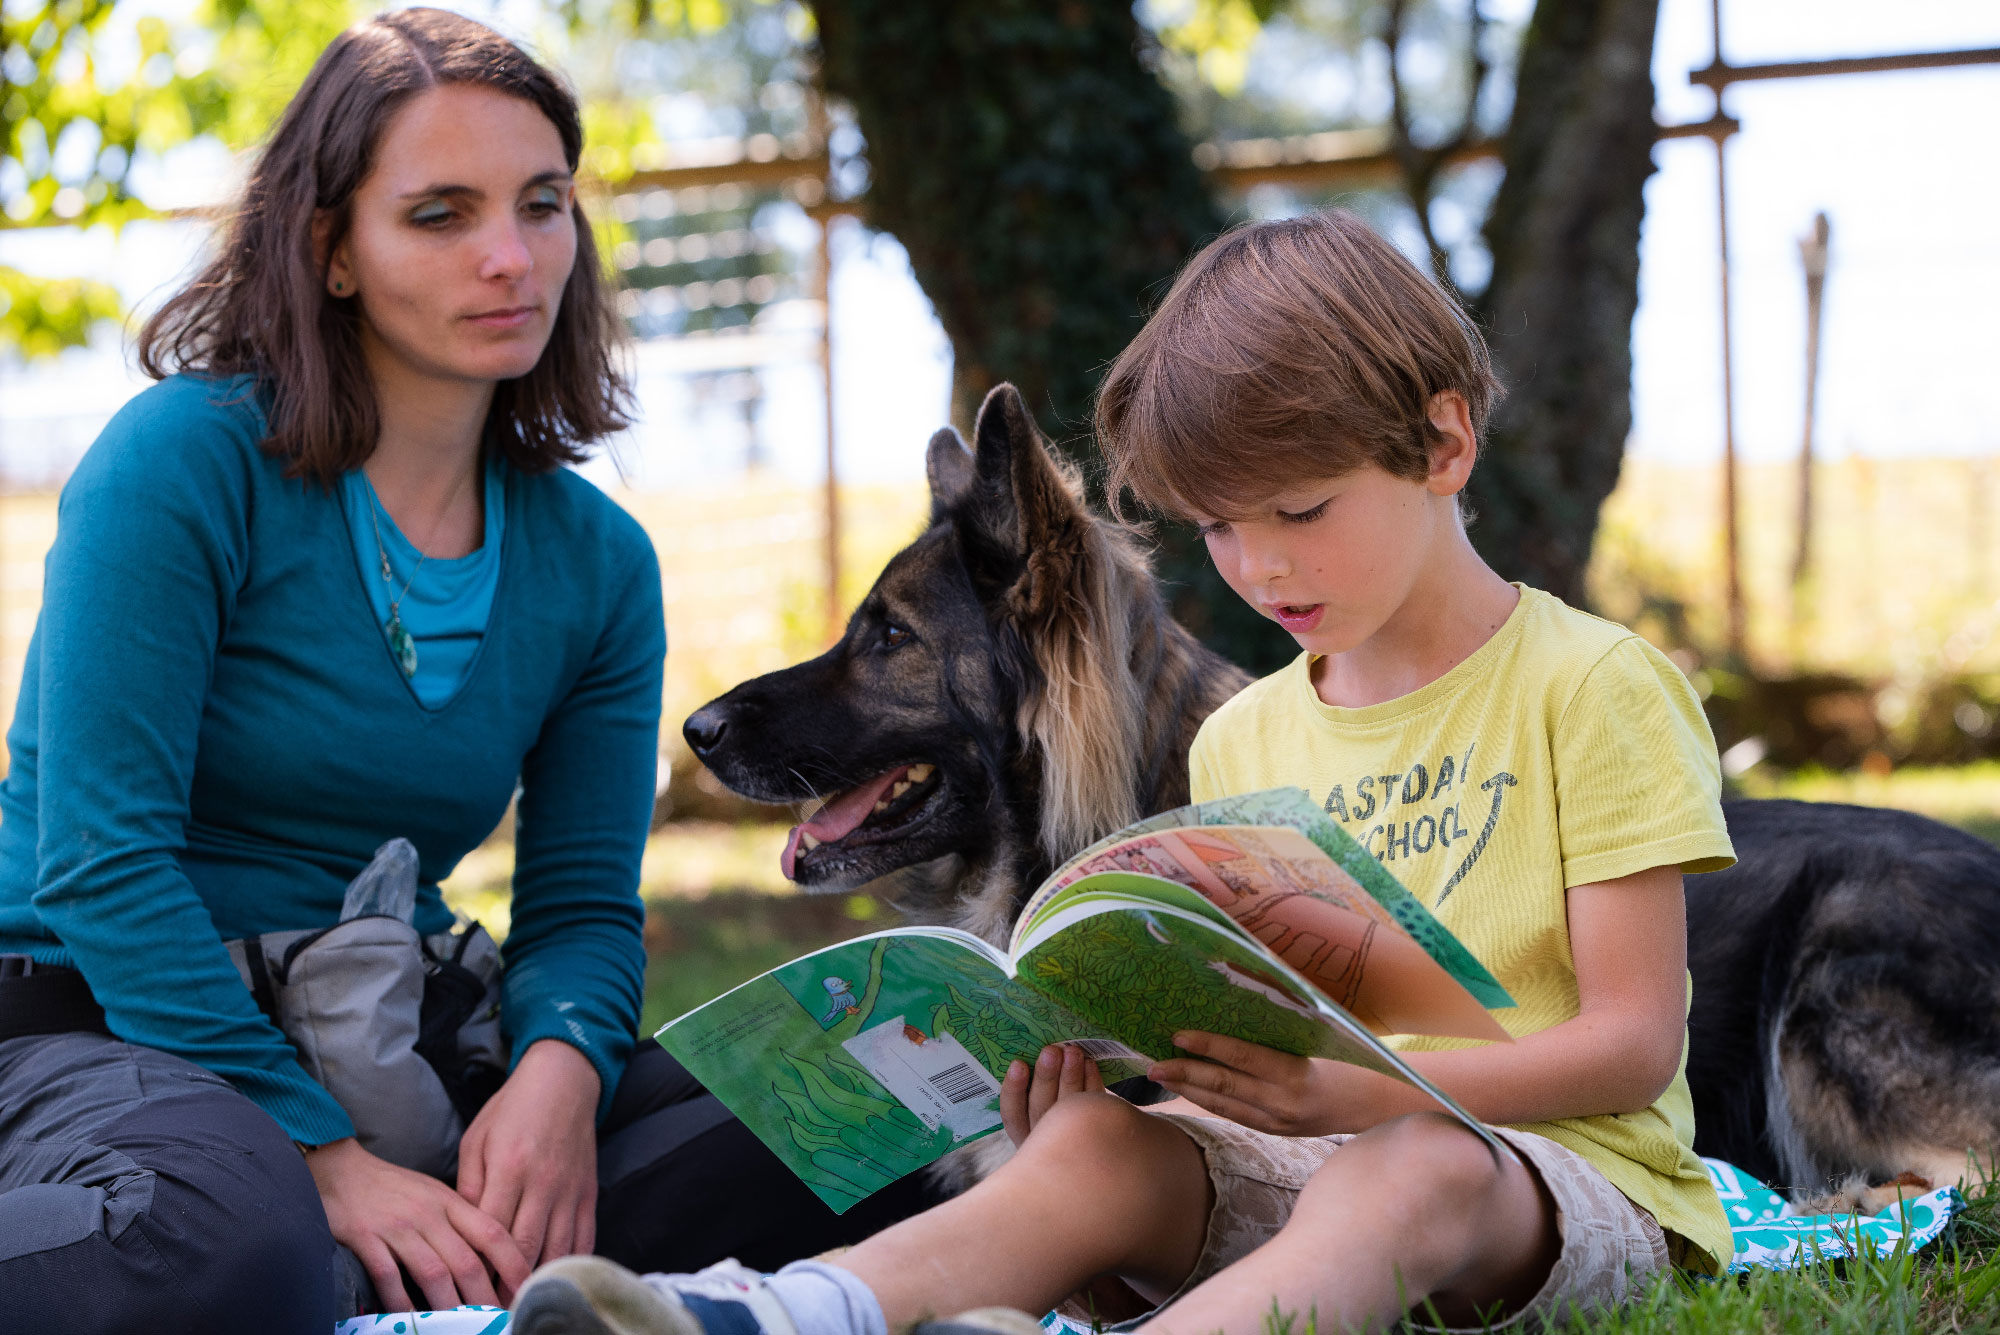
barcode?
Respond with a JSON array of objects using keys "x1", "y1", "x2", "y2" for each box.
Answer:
[
  {"x1": 1066, "y1": 1039, "x2": 1147, "y2": 1062},
  {"x1": 926, "y1": 1061, "x2": 998, "y2": 1104}
]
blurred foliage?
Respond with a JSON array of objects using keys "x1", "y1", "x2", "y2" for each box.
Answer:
[
  {"x1": 0, "y1": 262, "x2": 118, "y2": 356},
  {"x1": 1149, "y1": 0, "x2": 1288, "y2": 97},
  {"x1": 1, "y1": 0, "x2": 354, "y2": 358}
]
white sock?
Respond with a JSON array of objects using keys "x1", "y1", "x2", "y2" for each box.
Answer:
[{"x1": 767, "y1": 1260, "x2": 889, "y2": 1335}]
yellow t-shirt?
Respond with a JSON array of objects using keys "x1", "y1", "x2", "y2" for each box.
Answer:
[{"x1": 1189, "y1": 586, "x2": 1736, "y2": 1273}]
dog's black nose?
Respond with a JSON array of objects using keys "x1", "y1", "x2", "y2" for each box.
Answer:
[{"x1": 683, "y1": 705, "x2": 730, "y2": 759}]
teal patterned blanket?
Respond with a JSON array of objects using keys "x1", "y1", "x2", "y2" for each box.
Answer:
[{"x1": 1704, "y1": 1156, "x2": 1961, "y2": 1275}]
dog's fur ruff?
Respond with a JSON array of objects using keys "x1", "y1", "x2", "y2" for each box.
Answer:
[
  {"x1": 685, "y1": 384, "x2": 1246, "y2": 945},
  {"x1": 686, "y1": 384, "x2": 2000, "y2": 1208}
]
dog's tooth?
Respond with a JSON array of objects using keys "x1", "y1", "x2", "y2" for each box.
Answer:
[
  {"x1": 907, "y1": 763, "x2": 935, "y2": 783},
  {"x1": 891, "y1": 781, "x2": 911, "y2": 798},
  {"x1": 800, "y1": 833, "x2": 821, "y2": 851},
  {"x1": 873, "y1": 800, "x2": 890, "y2": 814}
]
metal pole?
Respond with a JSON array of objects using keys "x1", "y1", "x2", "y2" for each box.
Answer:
[
  {"x1": 1712, "y1": 0, "x2": 1746, "y2": 662},
  {"x1": 818, "y1": 213, "x2": 840, "y2": 644},
  {"x1": 807, "y1": 85, "x2": 841, "y2": 645},
  {"x1": 1794, "y1": 212, "x2": 1829, "y2": 588}
]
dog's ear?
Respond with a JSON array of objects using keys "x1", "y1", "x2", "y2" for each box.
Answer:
[
  {"x1": 925, "y1": 426, "x2": 975, "y2": 522},
  {"x1": 959, "y1": 383, "x2": 1086, "y2": 594}
]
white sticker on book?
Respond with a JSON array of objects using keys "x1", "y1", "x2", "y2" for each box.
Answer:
[
  {"x1": 842, "y1": 1016, "x2": 1004, "y2": 1142},
  {"x1": 1059, "y1": 1037, "x2": 1152, "y2": 1064}
]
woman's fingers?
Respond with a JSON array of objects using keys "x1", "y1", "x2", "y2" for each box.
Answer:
[
  {"x1": 448, "y1": 1194, "x2": 531, "y2": 1297},
  {"x1": 570, "y1": 1186, "x2": 597, "y2": 1259},
  {"x1": 416, "y1": 1220, "x2": 499, "y2": 1310},
  {"x1": 355, "y1": 1237, "x2": 413, "y2": 1314},
  {"x1": 510, "y1": 1177, "x2": 558, "y2": 1267},
  {"x1": 454, "y1": 1122, "x2": 487, "y2": 1205},
  {"x1": 472, "y1": 1152, "x2": 527, "y2": 1242},
  {"x1": 1085, "y1": 1056, "x2": 1106, "y2": 1093}
]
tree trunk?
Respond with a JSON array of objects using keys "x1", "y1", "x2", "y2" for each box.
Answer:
[
  {"x1": 811, "y1": 0, "x2": 1222, "y2": 444},
  {"x1": 1468, "y1": 0, "x2": 1662, "y2": 602}
]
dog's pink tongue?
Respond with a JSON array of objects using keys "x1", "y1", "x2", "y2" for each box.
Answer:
[{"x1": 780, "y1": 767, "x2": 910, "y2": 880}]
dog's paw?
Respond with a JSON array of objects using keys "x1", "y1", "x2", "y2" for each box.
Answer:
[{"x1": 1795, "y1": 1171, "x2": 1934, "y2": 1217}]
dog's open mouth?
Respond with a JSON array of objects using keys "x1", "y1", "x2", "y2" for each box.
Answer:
[{"x1": 781, "y1": 762, "x2": 942, "y2": 880}]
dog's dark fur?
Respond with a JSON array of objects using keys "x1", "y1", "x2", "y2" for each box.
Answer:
[
  {"x1": 1690, "y1": 798, "x2": 2000, "y2": 1205},
  {"x1": 685, "y1": 385, "x2": 1246, "y2": 945},
  {"x1": 688, "y1": 384, "x2": 2000, "y2": 1205}
]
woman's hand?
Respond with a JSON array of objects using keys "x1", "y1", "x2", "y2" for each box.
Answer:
[
  {"x1": 456, "y1": 1038, "x2": 602, "y2": 1271},
  {"x1": 306, "y1": 1137, "x2": 529, "y2": 1311},
  {"x1": 999, "y1": 1042, "x2": 1105, "y2": 1145},
  {"x1": 1148, "y1": 1031, "x2": 1374, "y2": 1137}
]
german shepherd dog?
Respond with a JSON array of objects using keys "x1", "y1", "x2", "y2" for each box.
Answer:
[{"x1": 686, "y1": 385, "x2": 2000, "y2": 1209}]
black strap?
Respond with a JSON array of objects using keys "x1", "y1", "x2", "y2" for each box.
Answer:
[
  {"x1": 240, "y1": 935, "x2": 278, "y2": 1023},
  {"x1": 0, "y1": 963, "x2": 111, "y2": 1041}
]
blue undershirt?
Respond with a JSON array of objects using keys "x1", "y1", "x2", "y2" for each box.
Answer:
[{"x1": 341, "y1": 459, "x2": 507, "y2": 708}]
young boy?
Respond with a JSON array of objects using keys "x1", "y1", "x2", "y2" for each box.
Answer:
[{"x1": 514, "y1": 210, "x2": 1735, "y2": 1335}]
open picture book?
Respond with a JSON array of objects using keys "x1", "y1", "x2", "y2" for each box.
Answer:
[{"x1": 656, "y1": 788, "x2": 1518, "y2": 1212}]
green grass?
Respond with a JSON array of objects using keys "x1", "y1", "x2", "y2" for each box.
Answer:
[
  {"x1": 1247, "y1": 1182, "x2": 2000, "y2": 1334},
  {"x1": 1546, "y1": 1180, "x2": 2000, "y2": 1334},
  {"x1": 1737, "y1": 759, "x2": 2000, "y2": 847},
  {"x1": 637, "y1": 887, "x2": 889, "y2": 1036}
]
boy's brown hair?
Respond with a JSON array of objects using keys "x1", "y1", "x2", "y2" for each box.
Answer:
[{"x1": 1095, "y1": 209, "x2": 1501, "y2": 521}]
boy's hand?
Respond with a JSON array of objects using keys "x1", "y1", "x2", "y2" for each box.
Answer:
[
  {"x1": 1148, "y1": 1031, "x2": 1364, "y2": 1136},
  {"x1": 999, "y1": 1042, "x2": 1105, "y2": 1145}
]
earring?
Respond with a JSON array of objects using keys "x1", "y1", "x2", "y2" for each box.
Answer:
[{"x1": 332, "y1": 280, "x2": 346, "y2": 294}]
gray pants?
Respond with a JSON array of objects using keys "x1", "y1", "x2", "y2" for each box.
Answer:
[
  {"x1": 0, "y1": 1031, "x2": 952, "y2": 1330},
  {"x1": 0, "y1": 1031, "x2": 336, "y2": 1333}
]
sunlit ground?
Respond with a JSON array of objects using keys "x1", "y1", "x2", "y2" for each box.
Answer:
[{"x1": 1737, "y1": 760, "x2": 2000, "y2": 846}]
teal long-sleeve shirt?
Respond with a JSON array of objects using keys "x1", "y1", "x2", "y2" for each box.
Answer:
[{"x1": 0, "y1": 374, "x2": 665, "y2": 1145}]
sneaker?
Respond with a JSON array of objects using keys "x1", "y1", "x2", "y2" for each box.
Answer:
[{"x1": 513, "y1": 1256, "x2": 802, "y2": 1335}]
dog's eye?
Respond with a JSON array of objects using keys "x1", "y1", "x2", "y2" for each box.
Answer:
[{"x1": 882, "y1": 624, "x2": 912, "y2": 649}]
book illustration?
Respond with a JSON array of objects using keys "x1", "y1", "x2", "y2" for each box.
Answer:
[
  {"x1": 769, "y1": 1044, "x2": 955, "y2": 1209},
  {"x1": 1192, "y1": 790, "x2": 1511, "y2": 1009},
  {"x1": 819, "y1": 975, "x2": 863, "y2": 1025},
  {"x1": 1016, "y1": 904, "x2": 1406, "y2": 1079},
  {"x1": 666, "y1": 930, "x2": 1139, "y2": 1211},
  {"x1": 1039, "y1": 788, "x2": 1511, "y2": 1010},
  {"x1": 1037, "y1": 825, "x2": 1508, "y2": 1042}
]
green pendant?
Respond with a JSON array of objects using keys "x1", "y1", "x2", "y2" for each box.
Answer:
[{"x1": 387, "y1": 615, "x2": 418, "y2": 678}]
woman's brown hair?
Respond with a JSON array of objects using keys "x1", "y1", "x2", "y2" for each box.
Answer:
[
  {"x1": 137, "y1": 7, "x2": 629, "y2": 480},
  {"x1": 1095, "y1": 209, "x2": 1500, "y2": 522}
]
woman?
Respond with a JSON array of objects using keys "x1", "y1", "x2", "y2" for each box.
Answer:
[
  {"x1": 0, "y1": 11, "x2": 653, "y2": 1327},
  {"x1": 0, "y1": 15, "x2": 946, "y2": 1325}
]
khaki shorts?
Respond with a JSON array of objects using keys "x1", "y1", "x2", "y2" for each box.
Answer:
[{"x1": 1148, "y1": 1113, "x2": 1671, "y2": 1330}]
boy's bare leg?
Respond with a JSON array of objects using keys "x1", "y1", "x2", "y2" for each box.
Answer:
[
  {"x1": 836, "y1": 1093, "x2": 1214, "y2": 1327},
  {"x1": 1142, "y1": 1114, "x2": 1561, "y2": 1335}
]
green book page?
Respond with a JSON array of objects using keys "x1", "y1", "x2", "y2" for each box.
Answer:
[
  {"x1": 1017, "y1": 870, "x2": 1243, "y2": 941},
  {"x1": 1185, "y1": 789, "x2": 1512, "y2": 1010},
  {"x1": 657, "y1": 928, "x2": 1140, "y2": 1213},
  {"x1": 1014, "y1": 902, "x2": 1503, "y2": 1156}
]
